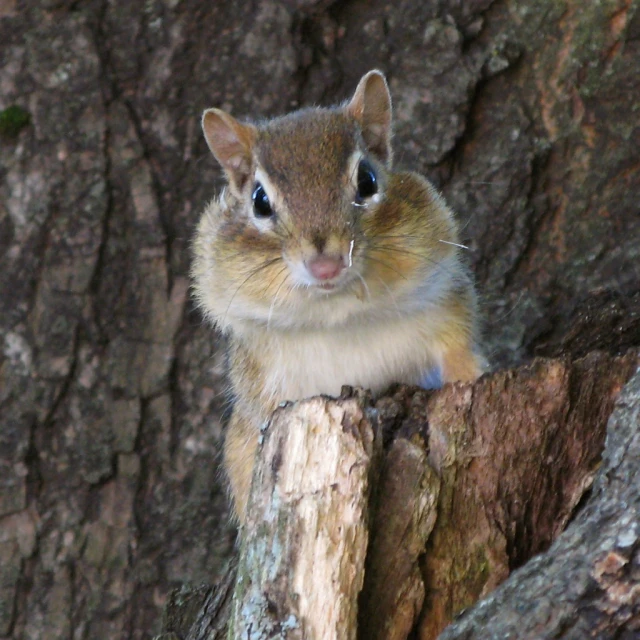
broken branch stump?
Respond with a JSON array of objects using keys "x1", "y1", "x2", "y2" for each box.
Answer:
[
  {"x1": 229, "y1": 391, "x2": 377, "y2": 639},
  {"x1": 156, "y1": 351, "x2": 638, "y2": 640}
]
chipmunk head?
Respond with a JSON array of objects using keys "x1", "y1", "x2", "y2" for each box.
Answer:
[{"x1": 194, "y1": 70, "x2": 455, "y2": 330}]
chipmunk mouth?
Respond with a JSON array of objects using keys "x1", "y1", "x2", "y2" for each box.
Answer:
[
  {"x1": 309, "y1": 280, "x2": 341, "y2": 294},
  {"x1": 310, "y1": 270, "x2": 360, "y2": 295}
]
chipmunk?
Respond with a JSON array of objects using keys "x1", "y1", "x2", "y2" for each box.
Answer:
[{"x1": 192, "y1": 70, "x2": 484, "y2": 522}]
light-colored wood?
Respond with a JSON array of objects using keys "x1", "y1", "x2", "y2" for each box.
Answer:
[{"x1": 229, "y1": 393, "x2": 376, "y2": 640}]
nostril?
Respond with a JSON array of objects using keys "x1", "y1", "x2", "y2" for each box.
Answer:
[{"x1": 306, "y1": 255, "x2": 344, "y2": 281}]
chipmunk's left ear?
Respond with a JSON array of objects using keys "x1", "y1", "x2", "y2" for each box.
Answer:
[{"x1": 346, "y1": 70, "x2": 392, "y2": 166}]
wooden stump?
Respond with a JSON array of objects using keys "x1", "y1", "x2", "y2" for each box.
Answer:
[
  {"x1": 157, "y1": 351, "x2": 639, "y2": 639},
  {"x1": 231, "y1": 392, "x2": 377, "y2": 639}
]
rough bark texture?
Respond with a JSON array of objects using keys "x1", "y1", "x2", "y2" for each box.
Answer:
[
  {"x1": 156, "y1": 351, "x2": 637, "y2": 639},
  {"x1": 418, "y1": 351, "x2": 638, "y2": 638},
  {"x1": 438, "y1": 363, "x2": 640, "y2": 640},
  {"x1": 359, "y1": 435, "x2": 440, "y2": 640},
  {"x1": 0, "y1": 1, "x2": 638, "y2": 639}
]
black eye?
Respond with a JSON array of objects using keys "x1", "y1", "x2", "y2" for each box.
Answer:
[
  {"x1": 356, "y1": 159, "x2": 378, "y2": 203},
  {"x1": 252, "y1": 182, "x2": 273, "y2": 217}
]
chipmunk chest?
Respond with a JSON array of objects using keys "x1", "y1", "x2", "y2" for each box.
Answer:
[{"x1": 262, "y1": 320, "x2": 433, "y2": 402}]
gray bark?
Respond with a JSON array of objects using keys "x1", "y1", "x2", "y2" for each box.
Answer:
[{"x1": 0, "y1": 1, "x2": 638, "y2": 638}]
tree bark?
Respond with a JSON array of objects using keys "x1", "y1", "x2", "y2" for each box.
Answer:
[
  {"x1": 157, "y1": 350, "x2": 638, "y2": 639},
  {"x1": 438, "y1": 363, "x2": 640, "y2": 639},
  {"x1": 1, "y1": 1, "x2": 638, "y2": 638}
]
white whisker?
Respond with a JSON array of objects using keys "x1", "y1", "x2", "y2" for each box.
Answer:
[
  {"x1": 221, "y1": 257, "x2": 282, "y2": 327},
  {"x1": 494, "y1": 291, "x2": 524, "y2": 322},
  {"x1": 267, "y1": 268, "x2": 289, "y2": 330},
  {"x1": 374, "y1": 274, "x2": 403, "y2": 319},
  {"x1": 439, "y1": 240, "x2": 469, "y2": 250},
  {"x1": 353, "y1": 269, "x2": 371, "y2": 303}
]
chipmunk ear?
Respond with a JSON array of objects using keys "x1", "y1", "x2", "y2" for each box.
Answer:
[
  {"x1": 202, "y1": 108, "x2": 257, "y2": 193},
  {"x1": 346, "y1": 70, "x2": 392, "y2": 166}
]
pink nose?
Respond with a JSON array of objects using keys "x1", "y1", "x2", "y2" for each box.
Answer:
[{"x1": 306, "y1": 255, "x2": 344, "y2": 281}]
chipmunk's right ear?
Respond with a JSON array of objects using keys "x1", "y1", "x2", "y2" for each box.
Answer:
[
  {"x1": 346, "y1": 70, "x2": 393, "y2": 166},
  {"x1": 202, "y1": 109, "x2": 257, "y2": 193}
]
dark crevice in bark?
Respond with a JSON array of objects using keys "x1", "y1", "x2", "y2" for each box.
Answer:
[
  {"x1": 85, "y1": 0, "x2": 122, "y2": 346},
  {"x1": 40, "y1": 327, "x2": 81, "y2": 430},
  {"x1": 121, "y1": 97, "x2": 175, "y2": 295},
  {"x1": 500, "y1": 146, "x2": 552, "y2": 293}
]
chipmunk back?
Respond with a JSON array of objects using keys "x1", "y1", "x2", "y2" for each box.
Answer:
[{"x1": 192, "y1": 70, "x2": 484, "y2": 521}]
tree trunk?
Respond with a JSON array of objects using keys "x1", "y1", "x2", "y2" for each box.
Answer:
[{"x1": 0, "y1": 1, "x2": 638, "y2": 638}]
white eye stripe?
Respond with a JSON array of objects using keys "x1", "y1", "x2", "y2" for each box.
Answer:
[{"x1": 346, "y1": 150, "x2": 365, "y2": 188}]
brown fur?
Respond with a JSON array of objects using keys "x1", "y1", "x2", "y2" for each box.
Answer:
[{"x1": 192, "y1": 71, "x2": 485, "y2": 522}]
